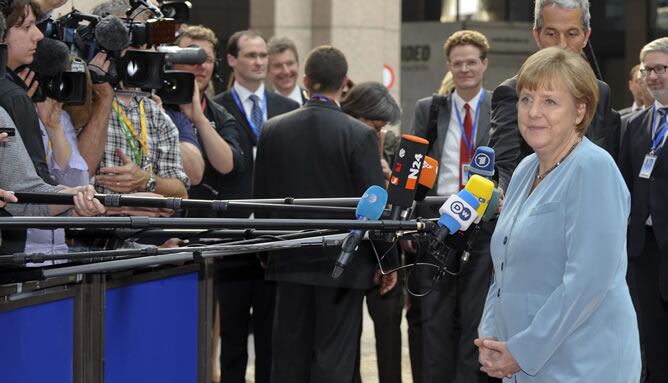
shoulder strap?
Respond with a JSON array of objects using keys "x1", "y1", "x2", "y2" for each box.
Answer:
[{"x1": 426, "y1": 94, "x2": 445, "y2": 155}]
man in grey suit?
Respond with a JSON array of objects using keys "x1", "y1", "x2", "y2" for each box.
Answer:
[
  {"x1": 488, "y1": 0, "x2": 621, "y2": 192},
  {"x1": 409, "y1": 30, "x2": 496, "y2": 383}
]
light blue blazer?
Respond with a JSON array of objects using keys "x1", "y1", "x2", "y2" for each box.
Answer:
[{"x1": 479, "y1": 138, "x2": 641, "y2": 382}]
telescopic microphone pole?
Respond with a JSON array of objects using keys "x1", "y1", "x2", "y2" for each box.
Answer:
[
  {"x1": 0, "y1": 216, "x2": 436, "y2": 232},
  {"x1": 10, "y1": 192, "x2": 358, "y2": 215},
  {"x1": 1, "y1": 229, "x2": 343, "y2": 266}
]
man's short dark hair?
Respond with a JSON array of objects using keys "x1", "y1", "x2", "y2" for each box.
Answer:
[
  {"x1": 226, "y1": 29, "x2": 265, "y2": 58},
  {"x1": 304, "y1": 45, "x2": 347, "y2": 93}
]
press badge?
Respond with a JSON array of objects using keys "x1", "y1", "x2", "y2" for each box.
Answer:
[
  {"x1": 639, "y1": 153, "x2": 657, "y2": 179},
  {"x1": 461, "y1": 163, "x2": 470, "y2": 184}
]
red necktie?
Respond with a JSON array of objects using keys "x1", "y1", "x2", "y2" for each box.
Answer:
[{"x1": 459, "y1": 103, "x2": 473, "y2": 189}]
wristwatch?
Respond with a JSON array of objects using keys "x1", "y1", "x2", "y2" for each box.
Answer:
[{"x1": 145, "y1": 172, "x2": 157, "y2": 192}]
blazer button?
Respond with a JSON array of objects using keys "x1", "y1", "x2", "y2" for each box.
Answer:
[
  {"x1": 501, "y1": 262, "x2": 504, "y2": 271},
  {"x1": 650, "y1": 177, "x2": 655, "y2": 182},
  {"x1": 497, "y1": 288, "x2": 501, "y2": 297},
  {"x1": 503, "y1": 236, "x2": 508, "y2": 245}
]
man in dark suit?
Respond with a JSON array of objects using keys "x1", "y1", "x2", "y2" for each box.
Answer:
[
  {"x1": 488, "y1": 0, "x2": 621, "y2": 192},
  {"x1": 254, "y1": 46, "x2": 389, "y2": 383},
  {"x1": 619, "y1": 37, "x2": 668, "y2": 383},
  {"x1": 212, "y1": 30, "x2": 299, "y2": 383},
  {"x1": 409, "y1": 30, "x2": 496, "y2": 383}
]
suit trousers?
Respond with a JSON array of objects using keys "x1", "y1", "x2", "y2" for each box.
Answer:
[
  {"x1": 217, "y1": 278, "x2": 275, "y2": 383},
  {"x1": 418, "y1": 226, "x2": 499, "y2": 383},
  {"x1": 628, "y1": 227, "x2": 668, "y2": 383},
  {"x1": 271, "y1": 281, "x2": 365, "y2": 383},
  {"x1": 353, "y1": 282, "x2": 404, "y2": 383}
]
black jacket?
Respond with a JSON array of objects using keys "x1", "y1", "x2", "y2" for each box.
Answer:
[
  {"x1": 254, "y1": 100, "x2": 385, "y2": 289},
  {"x1": 212, "y1": 88, "x2": 299, "y2": 204},
  {"x1": 0, "y1": 69, "x2": 55, "y2": 185},
  {"x1": 184, "y1": 94, "x2": 246, "y2": 218}
]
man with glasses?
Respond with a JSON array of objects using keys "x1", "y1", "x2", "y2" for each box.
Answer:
[
  {"x1": 409, "y1": 30, "x2": 495, "y2": 383},
  {"x1": 620, "y1": 36, "x2": 668, "y2": 383}
]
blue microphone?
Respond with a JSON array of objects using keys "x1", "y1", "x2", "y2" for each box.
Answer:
[
  {"x1": 468, "y1": 146, "x2": 495, "y2": 179},
  {"x1": 332, "y1": 185, "x2": 388, "y2": 279},
  {"x1": 433, "y1": 188, "x2": 481, "y2": 245}
]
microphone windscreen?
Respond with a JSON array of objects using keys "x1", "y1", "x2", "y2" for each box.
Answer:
[
  {"x1": 418, "y1": 156, "x2": 438, "y2": 189},
  {"x1": 463, "y1": 174, "x2": 495, "y2": 218},
  {"x1": 356, "y1": 185, "x2": 388, "y2": 220},
  {"x1": 387, "y1": 134, "x2": 429, "y2": 209},
  {"x1": 468, "y1": 146, "x2": 495, "y2": 178},
  {"x1": 30, "y1": 38, "x2": 69, "y2": 76},
  {"x1": 95, "y1": 16, "x2": 130, "y2": 52},
  {"x1": 438, "y1": 189, "x2": 480, "y2": 233}
]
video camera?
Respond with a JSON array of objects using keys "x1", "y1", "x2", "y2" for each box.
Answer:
[{"x1": 36, "y1": 0, "x2": 199, "y2": 104}]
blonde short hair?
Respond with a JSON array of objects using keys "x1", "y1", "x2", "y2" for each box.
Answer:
[
  {"x1": 517, "y1": 47, "x2": 598, "y2": 135},
  {"x1": 443, "y1": 30, "x2": 489, "y2": 60}
]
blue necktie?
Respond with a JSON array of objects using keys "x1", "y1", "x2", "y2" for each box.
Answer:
[
  {"x1": 654, "y1": 107, "x2": 668, "y2": 151},
  {"x1": 249, "y1": 94, "x2": 264, "y2": 138}
]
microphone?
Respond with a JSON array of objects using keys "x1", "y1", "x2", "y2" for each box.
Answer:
[
  {"x1": 332, "y1": 185, "x2": 388, "y2": 279},
  {"x1": 29, "y1": 38, "x2": 70, "y2": 77},
  {"x1": 462, "y1": 174, "x2": 495, "y2": 221},
  {"x1": 157, "y1": 46, "x2": 207, "y2": 65},
  {"x1": 432, "y1": 189, "x2": 480, "y2": 246},
  {"x1": 414, "y1": 155, "x2": 438, "y2": 202},
  {"x1": 467, "y1": 146, "x2": 495, "y2": 178},
  {"x1": 387, "y1": 134, "x2": 429, "y2": 220},
  {"x1": 94, "y1": 16, "x2": 130, "y2": 52}
]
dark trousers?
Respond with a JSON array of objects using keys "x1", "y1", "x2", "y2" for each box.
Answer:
[
  {"x1": 271, "y1": 281, "x2": 365, "y2": 383},
  {"x1": 628, "y1": 228, "x2": 668, "y2": 383},
  {"x1": 416, "y1": 225, "x2": 499, "y2": 383},
  {"x1": 353, "y1": 282, "x2": 404, "y2": 383},
  {"x1": 217, "y1": 278, "x2": 275, "y2": 383}
]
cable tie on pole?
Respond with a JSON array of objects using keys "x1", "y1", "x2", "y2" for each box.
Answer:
[
  {"x1": 129, "y1": 216, "x2": 151, "y2": 229},
  {"x1": 284, "y1": 197, "x2": 294, "y2": 204},
  {"x1": 107, "y1": 194, "x2": 121, "y2": 207},
  {"x1": 211, "y1": 201, "x2": 228, "y2": 211},
  {"x1": 165, "y1": 198, "x2": 182, "y2": 210},
  {"x1": 243, "y1": 228, "x2": 254, "y2": 239}
]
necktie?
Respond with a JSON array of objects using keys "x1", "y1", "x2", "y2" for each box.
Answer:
[
  {"x1": 459, "y1": 103, "x2": 473, "y2": 189},
  {"x1": 249, "y1": 94, "x2": 264, "y2": 138}
]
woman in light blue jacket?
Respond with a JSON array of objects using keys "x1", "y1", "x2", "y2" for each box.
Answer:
[{"x1": 475, "y1": 47, "x2": 641, "y2": 382}]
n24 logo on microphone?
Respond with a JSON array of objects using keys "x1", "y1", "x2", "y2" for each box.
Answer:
[
  {"x1": 405, "y1": 154, "x2": 424, "y2": 189},
  {"x1": 449, "y1": 201, "x2": 472, "y2": 221}
]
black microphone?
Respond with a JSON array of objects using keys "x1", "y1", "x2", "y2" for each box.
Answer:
[
  {"x1": 94, "y1": 15, "x2": 130, "y2": 52},
  {"x1": 29, "y1": 38, "x2": 69, "y2": 77},
  {"x1": 386, "y1": 134, "x2": 429, "y2": 220},
  {"x1": 332, "y1": 185, "x2": 388, "y2": 279}
]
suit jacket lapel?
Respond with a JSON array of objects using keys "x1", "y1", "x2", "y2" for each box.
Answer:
[
  {"x1": 224, "y1": 91, "x2": 258, "y2": 145},
  {"x1": 433, "y1": 94, "x2": 452, "y2": 162},
  {"x1": 475, "y1": 90, "x2": 492, "y2": 147}
]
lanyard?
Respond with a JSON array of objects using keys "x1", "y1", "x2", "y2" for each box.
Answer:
[
  {"x1": 454, "y1": 88, "x2": 484, "y2": 156},
  {"x1": 310, "y1": 93, "x2": 338, "y2": 105},
  {"x1": 112, "y1": 98, "x2": 149, "y2": 165},
  {"x1": 231, "y1": 88, "x2": 267, "y2": 137},
  {"x1": 650, "y1": 106, "x2": 668, "y2": 153}
]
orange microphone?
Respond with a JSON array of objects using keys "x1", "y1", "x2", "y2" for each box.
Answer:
[{"x1": 414, "y1": 156, "x2": 439, "y2": 201}]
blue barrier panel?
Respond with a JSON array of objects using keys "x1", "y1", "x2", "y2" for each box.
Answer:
[
  {"x1": 105, "y1": 272, "x2": 199, "y2": 383},
  {"x1": 0, "y1": 297, "x2": 75, "y2": 382}
]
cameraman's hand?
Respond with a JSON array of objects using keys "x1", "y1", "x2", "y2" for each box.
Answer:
[
  {"x1": 179, "y1": 81, "x2": 206, "y2": 125},
  {"x1": 17, "y1": 68, "x2": 38, "y2": 98},
  {"x1": 62, "y1": 185, "x2": 106, "y2": 216},
  {"x1": 97, "y1": 148, "x2": 150, "y2": 193},
  {"x1": 36, "y1": 97, "x2": 63, "y2": 130}
]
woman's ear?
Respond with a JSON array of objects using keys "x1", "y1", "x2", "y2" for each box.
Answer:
[{"x1": 575, "y1": 102, "x2": 586, "y2": 125}]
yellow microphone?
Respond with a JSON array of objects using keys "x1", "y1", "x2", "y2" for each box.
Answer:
[{"x1": 463, "y1": 174, "x2": 495, "y2": 218}]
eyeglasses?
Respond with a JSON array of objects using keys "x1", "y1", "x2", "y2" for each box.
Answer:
[{"x1": 640, "y1": 64, "x2": 668, "y2": 76}]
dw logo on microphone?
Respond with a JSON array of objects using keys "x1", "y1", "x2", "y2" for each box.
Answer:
[{"x1": 450, "y1": 201, "x2": 472, "y2": 221}]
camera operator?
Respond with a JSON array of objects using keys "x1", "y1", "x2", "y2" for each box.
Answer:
[
  {"x1": 171, "y1": 24, "x2": 244, "y2": 217},
  {"x1": 86, "y1": 1, "x2": 189, "y2": 199}
]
